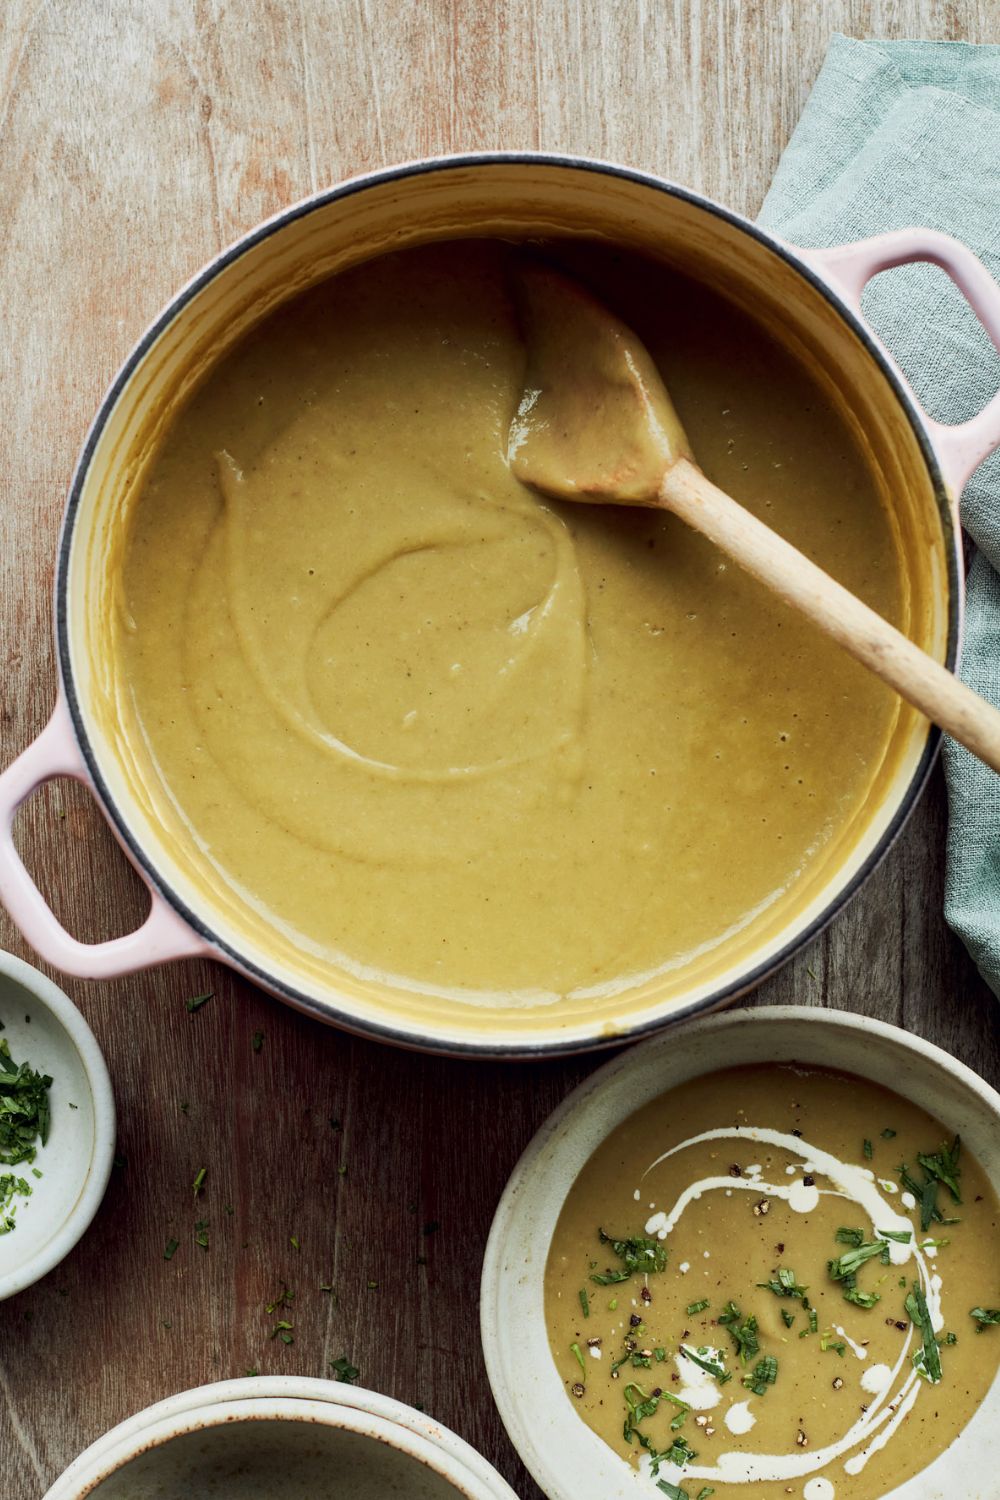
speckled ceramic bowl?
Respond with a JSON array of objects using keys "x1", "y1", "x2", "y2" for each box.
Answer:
[
  {"x1": 480, "y1": 1006, "x2": 1000, "y2": 1500},
  {"x1": 42, "y1": 1378, "x2": 518, "y2": 1500}
]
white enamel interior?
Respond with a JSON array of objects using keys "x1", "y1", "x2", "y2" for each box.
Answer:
[
  {"x1": 60, "y1": 157, "x2": 958, "y2": 1051},
  {"x1": 480, "y1": 1005, "x2": 1000, "y2": 1500}
]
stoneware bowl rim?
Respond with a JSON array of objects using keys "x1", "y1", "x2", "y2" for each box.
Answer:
[
  {"x1": 480, "y1": 1003, "x2": 1000, "y2": 1500},
  {"x1": 0, "y1": 948, "x2": 115, "y2": 1301},
  {"x1": 42, "y1": 1378, "x2": 519, "y2": 1500}
]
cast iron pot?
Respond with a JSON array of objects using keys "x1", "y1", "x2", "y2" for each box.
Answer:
[{"x1": 1, "y1": 155, "x2": 999, "y2": 1056}]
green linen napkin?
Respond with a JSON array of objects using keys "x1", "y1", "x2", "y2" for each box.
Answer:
[{"x1": 757, "y1": 34, "x2": 1000, "y2": 996}]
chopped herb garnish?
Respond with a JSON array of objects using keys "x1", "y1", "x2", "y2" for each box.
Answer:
[
  {"x1": 696, "y1": 1490, "x2": 715, "y2": 1500},
  {"x1": 192, "y1": 1167, "x2": 207, "y2": 1197},
  {"x1": 0, "y1": 1037, "x2": 53, "y2": 1232},
  {"x1": 881, "y1": 1129, "x2": 897, "y2": 1140},
  {"x1": 757, "y1": 1268, "x2": 808, "y2": 1300},
  {"x1": 330, "y1": 1355, "x2": 360, "y2": 1382},
  {"x1": 680, "y1": 1344, "x2": 731, "y2": 1384},
  {"x1": 780, "y1": 1308, "x2": 795, "y2": 1328},
  {"x1": 591, "y1": 1229, "x2": 668, "y2": 1284},
  {"x1": 827, "y1": 1241, "x2": 887, "y2": 1281},
  {"x1": 570, "y1": 1341, "x2": 586, "y2": 1376},
  {"x1": 917, "y1": 1138, "x2": 962, "y2": 1203},
  {"x1": 270, "y1": 1320, "x2": 294, "y2": 1342},
  {"x1": 835, "y1": 1227, "x2": 865, "y2": 1247},
  {"x1": 820, "y1": 1331, "x2": 846, "y2": 1356},
  {"x1": 164, "y1": 1237, "x2": 179, "y2": 1260},
  {"x1": 971, "y1": 1307, "x2": 1000, "y2": 1331},
  {"x1": 185, "y1": 992, "x2": 213, "y2": 1013},
  {"x1": 743, "y1": 1355, "x2": 778, "y2": 1395},
  {"x1": 844, "y1": 1287, "x2": 881, "y2": 1309},
  {"x1": 863, "y1": 1138, "x2": 873, "y2": 1160},
  {"x1": 655, "y1": 1346, "x2": 667, "y2": 1362},
  {"x1": 876, "y1": 1229, "x2": 912, "y2": 1244},
  {"x1": 905, "y1": 1284, "x2": 942, "y2": 1383},
  {"x1": 194, "y1": 1219, "x2": 209, "y2": 1250},
  {"x1": 718, "y1": 1303, "x2": 759, "y2": 1365},
  {"x1": 798, "y1": 1306, "x2": 819, "y2": 1337},
  {"x1": 686, "y1": 1299, "x2": 710, "y2": 1315},
  {"x1": 656, "y1": 1482, "x2": 689, "y2": 1500},
  {"x1": 579, "y1": 1287, "x2": 590, "y2": 1318}
]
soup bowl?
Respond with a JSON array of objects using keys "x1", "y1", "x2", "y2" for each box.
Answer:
[
  {"x1": 42, "y1": 1377, "x2": 518, "y2": 1500},
  {"x1": 480, "y1": 1005, "x2": 1000, "y2": 1499},
  {"x1": 1, "y1": 154, "x2": 999, "y2": 1056}
]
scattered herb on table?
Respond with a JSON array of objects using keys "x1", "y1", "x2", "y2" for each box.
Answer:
[
  {"x1": 192, "y1": 1166, "x2": 207, "y2": 1197},
  {"x1": 971, "y1": 1307, "x2": 1000, "y2": 1331},
  {"x1": 185, "y1": 992, "x2": 213, "y2": 1014},
  {"x1": 194, "y1": 1219, "x2": 209, "y2": 1250},
  {"x1": 164, "y1": 1237, "x2": 179, "y2": 1260},
  {"x1": 330, "y1": 1355, "x2": 360, "y2": 1383},
  {"x1": 271, "y1": 1320, "x2": 294, "y2": 1343},
  {"x1": 252, "y1": 1030, "x2": 264, "y2": 1053}
]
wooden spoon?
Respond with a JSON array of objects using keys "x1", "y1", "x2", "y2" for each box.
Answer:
[{"x1": 508, "y1": 260, "x2": 1000, "y2": 776}]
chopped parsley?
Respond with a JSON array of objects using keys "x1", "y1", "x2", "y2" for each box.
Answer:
[
  {"x1": 834, "y1": 1227, "x2": 864, "y2": 1247},
  {"x1": 743, "y1": 1355, "x2": 778, "y2": 1395},
  {"x1": 900, "y1": 1138, "x2": 962, "y2": 1232},
  {"x1": 820, "y1": 1331, "x2": 846, "y2": 1356},
  {"x1": 579, "y1": 1287, "x2": 590, "y2": 1318},
  {"x1": 591, "y1": 1229, "x2": 668, "y2": 1284},
  {"x1": 0, "y1": 1037, "x2": 52, "y2": 1230},
  {"x1": 679, "y1": 1345, "x2": 731, "y2": 1384},
  {"x1": 843, "y1": 1287, "x2": 881, "y2": 1309},
  {"x1": 905, "y1": 1283, "x2": 942, "y2": 1382},
  {"x1": 719, "y1": 1302, "x2": 759, "y2": 1365},
  {"x1": 971, "y1": 1307, "x2": 1000, "y2": 1331},
  {"x1": 686, "y1": 1299, "x2": 710, "y2": 1315},
  {"x1": 757, "y1": 1268, "x2": 808, "y2": 1300},
  {"x1": 827, "y1": 1240, "x2": 889, "y2": 1281},
  {"x1": 780, "y1": 1308, "x2": 795, "y2": 1328}
]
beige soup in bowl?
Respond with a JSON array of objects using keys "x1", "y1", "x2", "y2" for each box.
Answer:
[{"x1": 113, "y1": 236, "x2": 912, "y2": 1018}]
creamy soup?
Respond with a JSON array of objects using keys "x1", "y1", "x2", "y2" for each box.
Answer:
[
  {"x1": 119, "y1": 240, "x2": 904, "y2": 1005},
  {"x1": 545, "y1": 1065, "x2": 1000, "y2": 1499}
]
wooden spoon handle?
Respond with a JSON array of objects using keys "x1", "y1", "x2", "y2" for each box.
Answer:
[{"x1": 660, "y1": 456, "x2": 1000, "y2": 775}]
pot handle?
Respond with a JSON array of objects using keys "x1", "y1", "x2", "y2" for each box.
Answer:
[
  {"x1": 804, "y1": 228, "x2": 1000, "y2": 497},
  {"x1": 0, "y1": 694, "x2": 210, "y2": 978}
]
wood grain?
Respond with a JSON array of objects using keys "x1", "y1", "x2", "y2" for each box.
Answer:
[{"x1": 1, "y1": 3, "x2": 998, "y2": 1496}]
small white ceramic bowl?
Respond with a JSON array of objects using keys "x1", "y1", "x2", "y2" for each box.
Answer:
[
  {"x1": 0, "y1": 948, "x2": 114, "y2": 1299},
  {"x1": 43, "y1": 1377, "x2": 519, "y2": 1500},
  {"x1": 480, "y1": 1005, "x2": 1000, "y2": 1500}
]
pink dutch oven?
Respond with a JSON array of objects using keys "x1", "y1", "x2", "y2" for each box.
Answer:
[{"x1": 1, "y1": 155, "x2": 999, "y2": 1057}]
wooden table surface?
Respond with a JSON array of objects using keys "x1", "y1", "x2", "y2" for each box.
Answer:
[{"x1": 2, "y1": 3, "x2": 999, "y2": 1496}]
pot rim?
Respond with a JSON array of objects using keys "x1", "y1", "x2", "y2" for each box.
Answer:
[{"x1": 53, "y1": 151, "x2": 960, "y2": 1059}]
